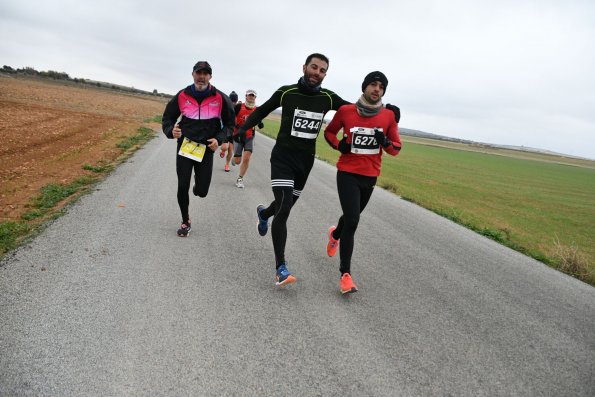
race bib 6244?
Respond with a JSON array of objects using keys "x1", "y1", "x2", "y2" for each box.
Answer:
[{"x1": 290, "y1": 109, "x2": 323, "y2": 139}]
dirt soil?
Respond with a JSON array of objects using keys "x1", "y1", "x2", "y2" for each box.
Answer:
[{"x1": 0, "y1": 75, "x2": 168, "y2": 222}]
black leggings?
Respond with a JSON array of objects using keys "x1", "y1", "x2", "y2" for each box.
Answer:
[
  {"x1": 261, "y1": 188, "x2": 301, "y2": 267},
  {"x1": 333, "y1": 171, "x2": 376, "y2": 274},
  {"x1": 262, "y1": 146, "x2": 314, "y2": 268},
  {"x1": 175, "y1": 149, "x2": 214, "y2": 223}
]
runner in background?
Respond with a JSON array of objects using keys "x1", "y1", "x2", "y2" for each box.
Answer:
[
  {"x1": 323, "y1": 71, "x2": 402, "y2": 293},
  {"x1": 220, "y1": 91, "x2": 239, "y2": 172},
  {"x1": 231, "y1": 89, "x2": 264, "y2": 188}
]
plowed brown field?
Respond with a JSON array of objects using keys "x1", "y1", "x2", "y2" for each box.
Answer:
[{"x1": 0, "y1": 74, "x2": 168, "y2": 222}]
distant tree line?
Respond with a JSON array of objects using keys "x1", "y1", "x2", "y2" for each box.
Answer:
[{"x1": 1, "y1": 65, "x2": 171, "y2": 98}]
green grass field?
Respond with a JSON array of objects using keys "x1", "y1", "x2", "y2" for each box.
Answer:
[{"x1": 259, "y1": 118, "x2": 595, "y2": 286}]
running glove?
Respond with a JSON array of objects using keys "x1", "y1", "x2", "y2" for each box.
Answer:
[
  {"x1": 385, "y1": 103, "x2": 400, "y2": 123},
  {"x1": 338, "y1": 137, "x2": 351, "y2": 154},
  {"x1": 374, "y1": 128, "x2": 390, "y2": 148}
]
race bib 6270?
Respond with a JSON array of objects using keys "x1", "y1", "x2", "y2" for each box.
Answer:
[{"x1": 350, "y1": 127, "x2": 381, "y2": 154}]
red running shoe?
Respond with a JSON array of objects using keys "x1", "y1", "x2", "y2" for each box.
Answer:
[
  {"x1": 327, "y1": 226, "x2": 339, "y2": 257},
  {"x1": 340, "y1": 273, "x2": 358, "y2": 294}
]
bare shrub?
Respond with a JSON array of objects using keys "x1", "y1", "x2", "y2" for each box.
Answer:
[{"x1": 553, "y1": 235, "x2": 593, "y2": 284}]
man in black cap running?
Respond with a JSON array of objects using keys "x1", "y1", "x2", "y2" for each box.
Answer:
[
  {"x1": 324, "y1": 71, "x2": 402, "y2": 294},
  {"x1": 162, "y1": 61, "x2": 235, "y2": 237}
]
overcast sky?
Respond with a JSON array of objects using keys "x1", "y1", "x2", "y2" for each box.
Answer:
[{"x1": 2, "y1": 0, "x2": 594, "y2": 159}]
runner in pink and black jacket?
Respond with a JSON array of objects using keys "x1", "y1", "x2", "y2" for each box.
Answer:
[{"x1": 162, "y1": 60, "x2": 235, "y2": 237}]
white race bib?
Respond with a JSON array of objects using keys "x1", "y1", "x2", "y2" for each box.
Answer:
[
  {"x1": 350, "y1": 127, "x2": 381, "y2": 154},
  {"x1": 290, "y1": 109, "x2": 323, "y2": 139}
]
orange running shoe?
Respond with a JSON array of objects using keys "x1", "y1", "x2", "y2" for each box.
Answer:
[
  {"x1": 340, "y1": 273, "x2": 358, "y2": 294},
  {"x1": 224, "y1": 163, "x2": 230, "y2": 172},
  {"x1": 326, "y1": 226, "x2": 339, "y2": 257}
]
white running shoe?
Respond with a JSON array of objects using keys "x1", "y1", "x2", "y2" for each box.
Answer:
[{"x1": 235, "y1": 177, "x2": 245, "y2": 188}]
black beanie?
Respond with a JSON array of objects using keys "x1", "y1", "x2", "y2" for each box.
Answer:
[
  {"x1": 361, "y1": 71, "x2": 388, "y2": 95},
  {"x1": 229, "y1": 91, "x2": 238, "y2": 102}
]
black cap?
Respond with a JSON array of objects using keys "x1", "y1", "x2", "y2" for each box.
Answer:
[
  {"x1": 361, "y1": 71, "x2": 388, "y2": 95},
  {"x1": 193, "y1": 61, "x2": 212, "y2": 74}
]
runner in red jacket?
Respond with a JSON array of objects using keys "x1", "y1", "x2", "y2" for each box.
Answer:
[
  {"x1": 323, "y1": 71, "x2": 402, "y2": 293},
  {"x1": 230, "y1": 89, "x2": 263, "y2": 188}
]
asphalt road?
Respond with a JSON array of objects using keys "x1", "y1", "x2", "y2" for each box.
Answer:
[{"x1": 1, "y1": 133, "x2": 594, "y2": 396}]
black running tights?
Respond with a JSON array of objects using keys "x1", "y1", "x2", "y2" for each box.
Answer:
[
  {"x1": 176, "y1": 150, "x2": 214, "y2": 223},
  {"x1": 264, "y1": 187, "x2": 300, "y2": 268},
  {"x1": 334, "y1": 171, "x2": 376, "y2": 274}
]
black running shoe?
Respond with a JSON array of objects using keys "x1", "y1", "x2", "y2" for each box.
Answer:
[{"x1": 177, "y1": 220, "x2": 191, "y2": 237}]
